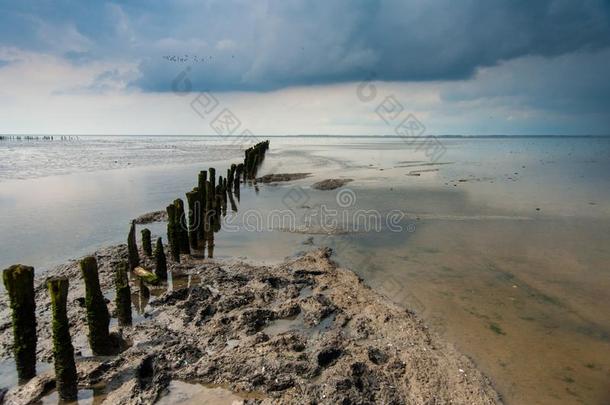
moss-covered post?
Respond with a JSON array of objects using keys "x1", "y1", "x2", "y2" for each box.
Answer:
[
  {"x1": 209, "y1": 167, "x2": 216, "y2": 194},
  {"x1": 141, "y1": 228, "x2": 152, "y2": 257},
  {"x1": 186, "y1": 189, "x2": 199, "y2": 250},
  {"x1": 197, "y1": 171, "x2": 207, "y2": 242},
  {"x1": 154, "y1": 237, "x2": 167, "y2": 281},
  {"x1": 114, "y1": 262, "x2": 132, "y2": 327},
  {"x1": 166, "y1": 204, "x2": 180, "y2": 262},
  {"x1": 208, "y1": 228, "x2": 215, "y2": 259},
  {"x1": 80, "y1": 257, "x2": 112, "y2": 355},
  {"x1": 214, "y1": 194, "x2": 223, "y2": 231},
  {"x1": 228, "y1": 186, "x2": 238, "y2": 212},
  {"x1": 127, "y1": 220, "x2": 140, "y2": 271},
  {"x1": 2, "y1": 265, "x2": 36, "y2": 381},
  {"x1": 174, "y1": 199, "x2": 190, "y2": 255},
  {"x1": 244, "y1": 149, "x2": 250, "y2": 179},
  {"x1": 47, "y1": 277, "x2": 78, "y2": 401},
  {"x1": 227, "y1": 166, "x2": 234, "y2": 190},
  {"x1": 235, "y1": 163, "x2": 243, "y2": 185}
]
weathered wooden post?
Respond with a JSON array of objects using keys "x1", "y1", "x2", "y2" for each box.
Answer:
[
  {"x1": 114, "y1": 262, "x2": 132, "y2": 327},
  {"x1": 228, "y1": 187, "x2": 238, "y2": 212},
  {"x1": 127, "y1": 220, "x2": 140, "y2": 270},
  {"x1": 197, "y1": 171, "x2": 208, "y2": 242},
  {"x1": 154, "y1": 237, "x2": 168, "y2": 281},
  {"x1": 174, "y1": 199, "x2": 190, "y2": 255},
  {"x1": 2, "y1": 265, "x2": 36, "y2": 381},
  {"x1": 208, "y1": 229, "x2": 215, "y2": 259},
  {"x1": 80, "y1": 257, "x2": 113, "y2": 355},
  {"x1": 47, "y1": 277, "x2": 78, "y2": 401},
  {"x1": 214, "y1": 194, "x2": 223, "y2": 231},
  {"x1": 166, "y1": 204, "x2": 180, "y2": 262},
  {"x1": 209, "y1": 167, "x2": 216, "y2": 190},
  {"x1": 250, "y1": 154, "x2": 259, "y2": 179},
  {"x1": 186, "y1": 189, "x2": 199, "y2": 250},
  {"x1": 141, "y1": 228, "x2": 152, "y2": 256},
  {"x1": 228, "y1": 165, "x2": 236, "y2": 189}
]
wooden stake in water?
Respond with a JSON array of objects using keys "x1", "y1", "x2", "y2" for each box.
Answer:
[
  {"x1": 154, "y1": 237, "x2": 168, "y2": 280},
  {"x1": 127, "y1": 220, "x2": 140, "y2": 270},
  {"x1": 209, "y1": 167, "x2": 216, "y2": 193},
  {"x1": 47, "y1": 277, "x2": 78, "y2": 401},
  {"x1": 114, "y1": 262, "x2": 132, "y2": 327},
  {"x1": 197, "y1": 171, "x2": 208, "y2": 242},
  {"x1": 174, "y1": 199, "x2": 190, "y2": 255},
  {"x1": 80, "y1": 256, "x2": 113, "y2": 355},
  {"x1": 186, "y1": 189, "x2": 199, "y2": 250},
  {"x1": 141, "y1": 228, "x2": 152, "y2": 256},
  {"x1": 2, "y1": 265, "x2": 37, "y2": 381},
  {"x1": 166, "y1": 204, "x2": 180, "y2": 262}
]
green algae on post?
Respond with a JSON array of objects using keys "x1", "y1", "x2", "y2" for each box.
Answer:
[
  {"x1": 166, "y1": 204, "x2": 180, "y2": 262},
  {"x1": 141, "y1": 228, "x2": 152, "y2": 256},
  {"x1": 174, "y1": 198, "x2": 190, "y2": 255},
  {"x1": 127, "y1": 220, "x2": 140, "y2": 270},
  {"x1": 47, "y1": 277, "x2": 78, "y2": 401},
  {"x1": 2, "y1": 264, "x2": 37, "y2": 381},
  {"x1": 80, "y1": 256, "x2": 113, "y2": 355},
  {"x1": 186, "y1": 189, "x2": 199, "y2": 250},
  {"x1": 154, "y1": 237, "x2": 168, "y2": 281},
  {"x1": 197, "y1": 171, "x2": 208, "y2": 243},
  {"x1": 114, "y1": 262, "x2": 132, "y2": 327}
]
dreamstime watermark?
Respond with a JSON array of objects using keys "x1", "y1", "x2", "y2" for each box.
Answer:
[{"x1": 356, "y1": 73, "x2": 446, "y2": 162}]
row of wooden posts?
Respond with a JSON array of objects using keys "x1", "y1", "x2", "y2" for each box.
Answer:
[
  {"x1": 1, "y1": 140, "x2": 270, "y2": 401},
  {"x1": 0, "y1": 136, "x2": 76, "y2": 141},
  {"x1": 166, "y1": 139, "x2": 270, "y2": 262}
]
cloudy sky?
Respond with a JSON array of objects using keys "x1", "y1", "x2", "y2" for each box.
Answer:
[{"x1": 1, "y1": 0, "x2": 609, "y2": 135}]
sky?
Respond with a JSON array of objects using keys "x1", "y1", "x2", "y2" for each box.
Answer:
[{"x1": 0, "y1": 0, "x2": 609, "y2": 136}]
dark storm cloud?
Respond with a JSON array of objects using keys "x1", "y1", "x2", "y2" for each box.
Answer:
[{"x1": 1, "y1": 0, "x2": 610, "y2": 91}]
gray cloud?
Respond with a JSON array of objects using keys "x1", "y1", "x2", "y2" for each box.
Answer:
[{"x1": 132, "y1": 0, "x2": 610, "y2": 91}]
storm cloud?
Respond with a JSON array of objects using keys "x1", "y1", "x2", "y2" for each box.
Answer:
[{"x1": 2, "y1": 0, "x2": 610, "y2": 91}]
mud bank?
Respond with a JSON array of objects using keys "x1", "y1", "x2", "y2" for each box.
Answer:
[{"x1": 0, "y1": 245, "x2": 501, "y2": 404}]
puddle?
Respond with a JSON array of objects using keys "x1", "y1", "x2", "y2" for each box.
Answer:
[
  {"x1": 131, "y1": 272, "x2": 202, "y2": 320},
  {"x1": 37, "y1": 384, "x2": 107, "y2": 404},
  {"x1": 264, "y1": 313, "x2": 336, "y2": 338},
  {"x1": 298, "y1": 286, "x2": 313, "y2": 299},
  {"x1": 156, "y1": 380, "x2": 264, "y2": 404},
  {"x1": 0, "y1": 359, "x2": 52, "y2": 389},
  {"x1": 169, "y1": 273, "x2": 201, "y2": 292}
]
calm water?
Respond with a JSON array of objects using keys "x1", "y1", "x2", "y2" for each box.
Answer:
[{"x1": 1, "y1": 135, "x2": 610, "y2": 404}]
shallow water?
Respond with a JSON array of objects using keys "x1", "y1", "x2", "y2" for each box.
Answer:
[{"x1": 1, "y1": 135, "x2": 610, "y2": 404}]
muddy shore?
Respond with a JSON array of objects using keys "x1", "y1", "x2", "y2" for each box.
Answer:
[{"x1": 0, "y1": 242, "x2": 501, "y2": 404}]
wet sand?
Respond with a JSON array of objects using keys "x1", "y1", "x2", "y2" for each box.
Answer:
[{"x1": 0, "y1": 245, "x2": 500, "y2": 404}]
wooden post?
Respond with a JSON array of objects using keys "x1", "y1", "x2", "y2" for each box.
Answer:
[
  {"x1": 154, "y1": 237, "x2": 168, "y2": 281},
  {"x1": 166, "y1": 204, "x2": 180, "y2": 262},
  {"x1": 79, "y1": 257, "x2": 113, "y2": 355},
  {"x1": 214, "y1": 194, "x2": 223, "y2": 231},
  {"x1": 47, "y1": 277, "x2": 78, "y2": 401},
  {"x1": 174, "y1": 199, "x2": 190, "y2": 255},
  {"x1": 186, "y1": 189, "x2": 199, "y2": 250},
  {"x1": 208, "y1": 229, "x2": 215, "y2": 259},
  {"x1": 141, "y1": 228, "x2": 152, "y2": 256},
  {"x1": 228, "y1": 187, "x2": 238, "y2": 212},
  {"x1": 2, "y1": 265, "x2": 36, "y2": 381},
  {"x1": 127, "y1": 220, "x2": 140, "y2": 270},
  {"x1": 197, "y1": 171, "x2": 207, "y2": 242},
  {"x1": 114, "y1": 262, "x2": 132, "y2": 327},
  {"x1": 209, "y1": 167, "x2": 216, "y2": 196}
]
